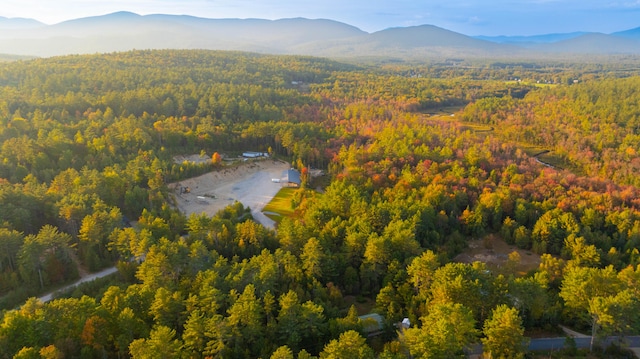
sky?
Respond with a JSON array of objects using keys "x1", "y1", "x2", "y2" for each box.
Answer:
[{"x1": 1, "y1": 0, "x2": 640, "y2": 36}]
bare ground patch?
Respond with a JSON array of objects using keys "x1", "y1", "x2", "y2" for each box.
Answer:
[{"x1": 454, "y1": 234, "x2": 541, "y2": 275}]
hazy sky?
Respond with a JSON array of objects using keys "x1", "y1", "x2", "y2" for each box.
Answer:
[{"x1": 2, "y1": 0, "x2": 640, "y2": 36}]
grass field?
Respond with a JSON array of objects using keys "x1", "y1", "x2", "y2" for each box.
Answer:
[
  {"x1": 517, "y1": 143, "x2": 581, "y2": 172},
  {"x1": 505, "y1": 80, "x2": 558, "y2": 88},
  {"x1": 262, "y1": 187, "x2": 297, "y2": 223},
  {"x1": 458, "y1": 122, "x2": 494, "y2": 133},
  {"x1": 422, "y1": 106, "x2": 464, "y2": 119}
]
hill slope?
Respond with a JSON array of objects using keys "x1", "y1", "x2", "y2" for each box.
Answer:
[
  {"x1": 0, "y1": 16, "x2": 44, "y2": 30},
  {"x1": 612, "y1": 26, "x2": 640, "y2": 41},
  {"x1": 475, "y1": 32, "x2": 587, "y2": 46},
  {"x1": 0, "y1": 12, "x2": 368, "y2": 57},
  {"x1": 535, "y1": 33, "x2": 640, "y2": 54},
  {"x1": 0, "y1": 12, "x2": 639, "y2": 58}
]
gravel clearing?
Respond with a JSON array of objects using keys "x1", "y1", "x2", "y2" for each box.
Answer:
[{"x1": 170, "y1": 158, "x2": 291, "y2": 229}]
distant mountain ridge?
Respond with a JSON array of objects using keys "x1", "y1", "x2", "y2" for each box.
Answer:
[
  {"x1": 0, "y1": 12, "x2": 639, "y2": 58},
  {"x1": 612, "y1": 26, "x2": 640, "y2": 40},
  {"x1": 0, "y1": 16, "x2": 44, "y2": 29},
  {"x1": 531, "y1": 33, "x2": 640, "y2": 54},
  {"x1": 474, "y1": 32, "x2": 588, "y2": 45}
]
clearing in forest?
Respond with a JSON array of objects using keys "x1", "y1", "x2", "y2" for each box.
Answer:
[
  {"x1": 455, "y1": 234, "x2": 541, "y2": 275},
  {"x1": 169, "y1": 157, "x2": 291, "y2": 228}
]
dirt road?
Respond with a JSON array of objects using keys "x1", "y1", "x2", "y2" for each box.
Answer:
[{"x1": 38, "y1": 266, "x2": 118, "y2": 303}]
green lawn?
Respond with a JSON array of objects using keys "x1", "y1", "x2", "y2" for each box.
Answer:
[
  {"x1": 517, "y1": 143, "x2": 580, "y2": 173},
  {"x1": 505, "y1": 80, "x2": 558, "y2": 88},
  {"x1": 458, "y1": 121, "x2": 494, "y2": 133},
  {"x1": 262, "y1": 187, "x2": 297, "y2": 223}
]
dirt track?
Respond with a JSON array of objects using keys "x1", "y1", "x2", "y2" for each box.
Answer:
[{"x1": 170, "y1": 158, "x2": 291, "y2": 229}]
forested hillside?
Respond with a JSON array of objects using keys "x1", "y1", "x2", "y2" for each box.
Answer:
[{"x1": 0, "y1": 50, "x2": 639, "y2": 358}]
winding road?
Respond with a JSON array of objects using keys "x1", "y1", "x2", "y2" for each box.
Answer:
[{"x1": 467, "y1": 333, "x2": 640, "y2": 357}]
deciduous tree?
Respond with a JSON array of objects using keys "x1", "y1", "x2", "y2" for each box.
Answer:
[
  {"x1": 403, "y1": 303, "x2": 478, "y2": 358},
  {"x1": 481, "y1": 305, "x2": 528, "y2": 359},
  {"x1": 319, "y1": 330, "x2": 374, "y2": 359}
]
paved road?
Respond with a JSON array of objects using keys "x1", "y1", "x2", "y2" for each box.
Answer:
[
  {"x1": 468, "y1": 336, "x2": 640, "y2": 356},
  {"x1": 528, "y1": 335, "x2": 640, "y2": 351},
  {"x1": 251, "y1": 209, "x2": 276, "y2": 229},
  {"x1": 232, "y1": 169, "x2": 283, "y2": 230},
  {"x1": 528, "y1": 337, "x2": 590, "y2": 351},
  {"x1": 37, "y1": 266, "x2": 118, "y2": 303}
]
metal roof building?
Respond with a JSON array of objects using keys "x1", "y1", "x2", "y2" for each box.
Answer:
[{"x1": 283, "y1": 168, "x2": 301, "y2": 187}]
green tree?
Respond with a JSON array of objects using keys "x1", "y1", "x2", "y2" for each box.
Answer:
[
  {"x1": 0, "y1": 298, "x2": 48, "y2": 356},
  {"x1": 586, "y1": 289, "x2": 640, "y2": 350},
  {"x1": 538, "y1": 253, "x2": 565, "y2": 285},
  {"x1": 531, "y1": 209, "x2": 580, "y2": 255},
  {"x1": 563, "y1": 235, "x2": 600, "y2": 267},
  {"x1": 481, "y1": 305, "x2": 528, "y2": 359},
  {"x1": 430, "y1": 262, "x2": 501, "y2": 323},
  {"x1": 0, "y1": 228, "x2": 23, "y2": 273},
  {"x1": 560, "y1": 265, "x2": 621, "y2": 321},
  {"x1": 329, "y1": 305, "x2": 364, "y2": 338},
  {"x1": 13, "y1": 347, "x2": 41, "y2": 359},
  {"x1": 44, "y1": 296, "x2": 99, "y2": 355},
  {"x1": 407, "y1": 250, "x2": 440, "y2": 299},
  {"x1": 319, "y1": 330, "x2": 374, "y2": 359},
  {"x1": 182, "y1": 310, "x2": 208, "y2": 357},
  {"x1": 78, "y1": 201, "x2": 123, "y2": 268},
  {"x1": 226, "y1": 284, "x2": 265, "y2": 356},
  {"x1": 270, "y1": 345, "x2": 295, "y2": 359},
  {"x1": 108, "y1": 227, "x2": 154, "y2": 262},
  {"x1": 403, "y1": 303, "x2": 478, "y2": 358},
  {"x1": 300, "y1": 237, "x2": 325, "y2": 280},
  {"x1": 113, "y1": 307, "x2": 149, "y2": 358},
  {"x1": 149, "y1": 288, "x2": 186, "y2": 330},
  {"x1": 276, "y1": 290, "x2": 326, "y2": 353},
  {"x1": 18, "y1": 225, "x2": 75, "y2": 289},
  {"x1": 129, "y1": 325, "x2": 182, "y2": 359},
  {"x1": 508, "y1": 272, "x2": 553, "y2": 327},
  {"x1": 39, "y1": 345, "x2": 64, "y2": 359}
]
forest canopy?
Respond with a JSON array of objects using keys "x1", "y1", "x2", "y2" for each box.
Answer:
[{"x1": 0, "y1": 50, "x2": 639, "y2": 358}]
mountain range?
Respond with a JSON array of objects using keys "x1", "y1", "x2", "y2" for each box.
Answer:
[{"x1": 1, "y1": 11, "x2": 639, "y2": 59}]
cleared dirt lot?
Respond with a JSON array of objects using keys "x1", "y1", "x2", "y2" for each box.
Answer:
[
  {"x1": 454, "y1": 234, "x2": 541, "y2": 275},
  {"x1": 170, "y1": 157, "x2": 291, "y2": 229}
]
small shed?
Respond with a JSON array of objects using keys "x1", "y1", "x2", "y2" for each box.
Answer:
[{"x1": 358, "y1": 313, "x2": 385, "y2": 337}]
